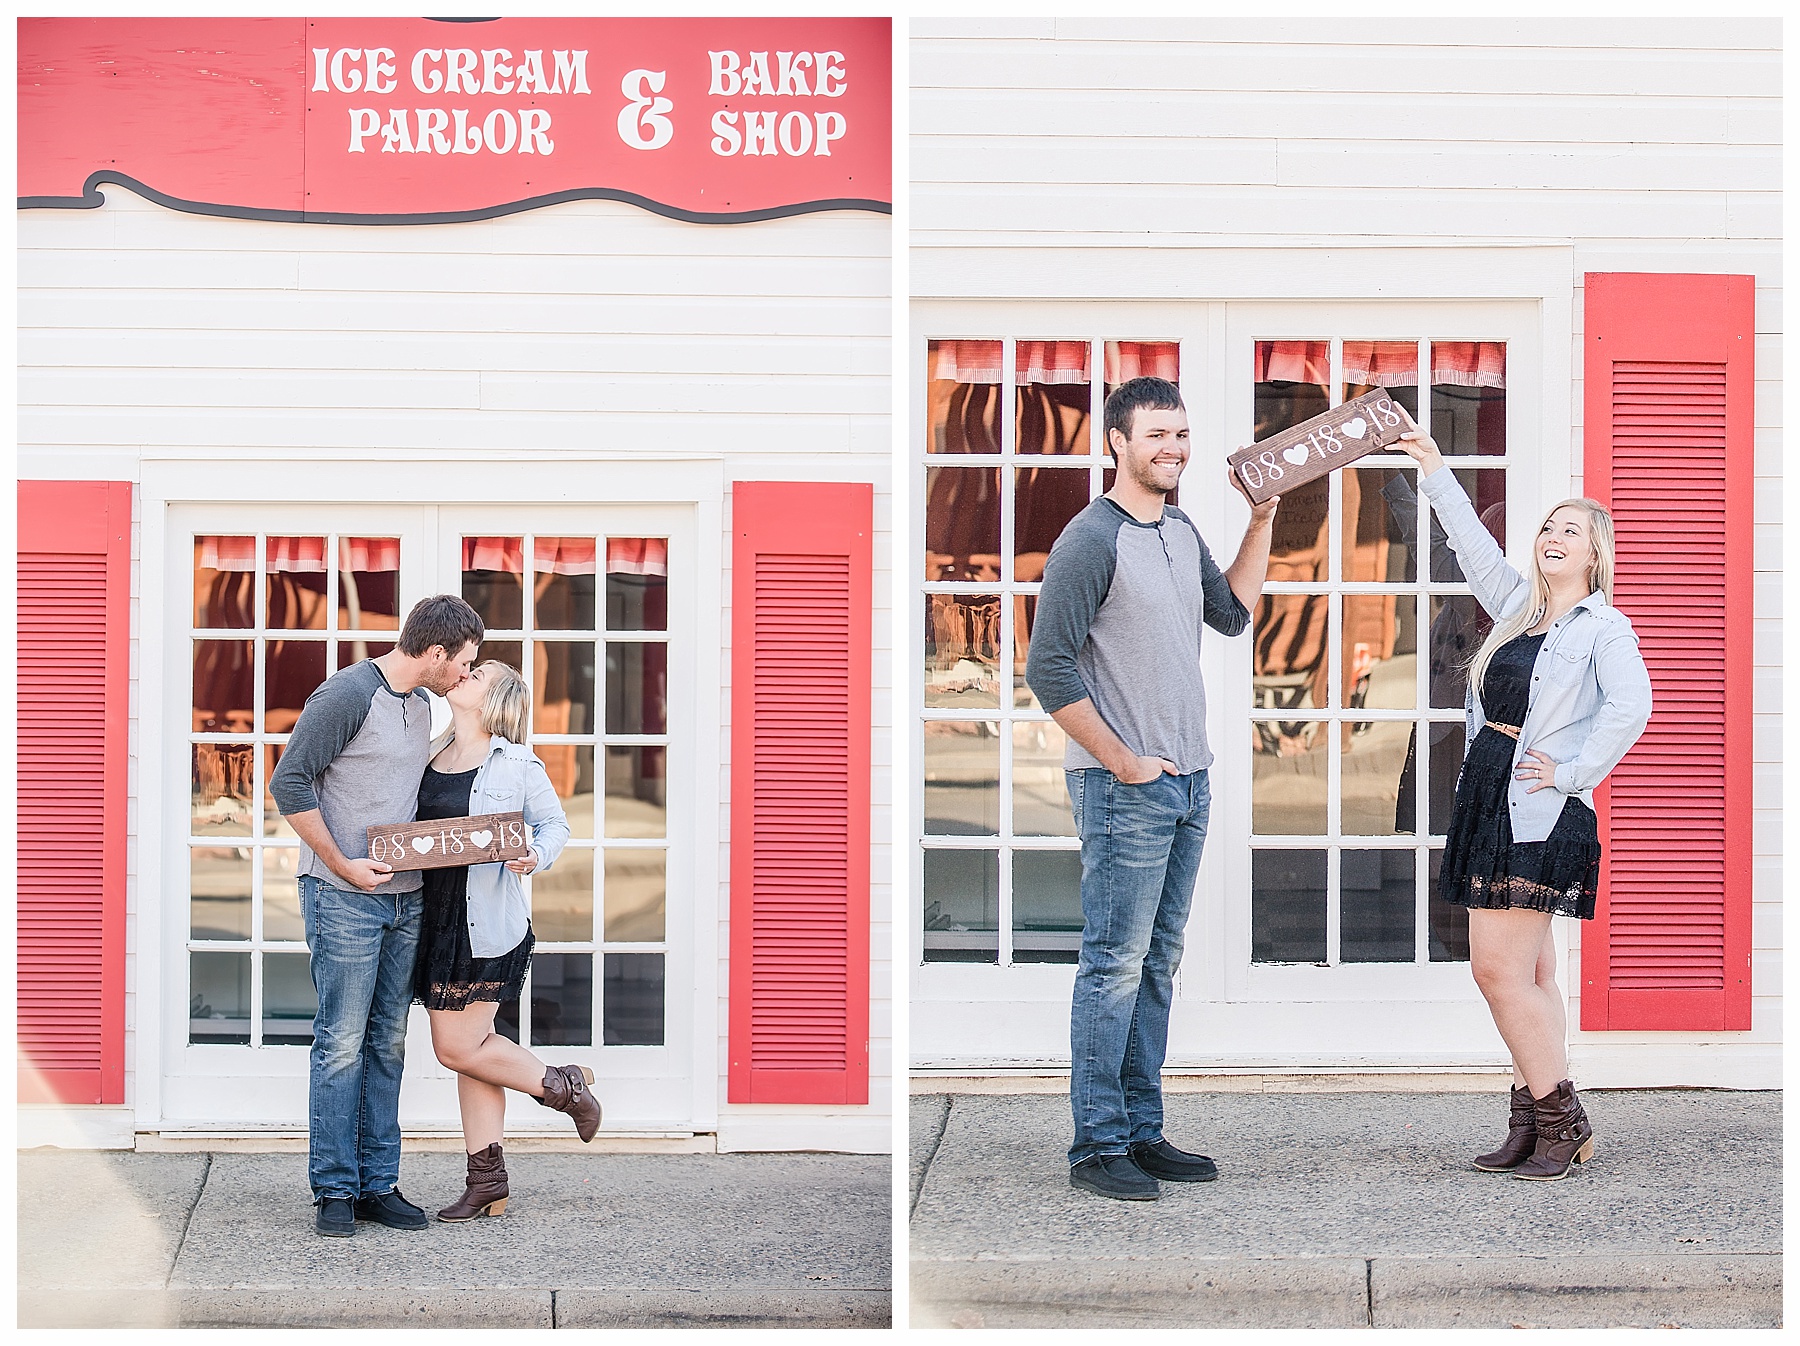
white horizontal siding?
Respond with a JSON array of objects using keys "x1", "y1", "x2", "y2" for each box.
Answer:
[
  {"x1": 19, "y1": 184, "x2": 892, "y2": 1134},
  {"x1": 913, "y1": 19, "x2": 1781, "y2": 1084}
]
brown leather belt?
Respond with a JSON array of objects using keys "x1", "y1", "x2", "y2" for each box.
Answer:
[{"x1": 1486, "y1": 721, "x2": 1522, "y2": 740}]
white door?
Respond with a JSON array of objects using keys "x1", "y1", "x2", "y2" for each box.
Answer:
[
  {"x1": 1187, "y1": 301, "x2": 1549, "y2": 1068},
  {"x1": 161, "y1": 501, "x2": 699, "y2": 1133}
]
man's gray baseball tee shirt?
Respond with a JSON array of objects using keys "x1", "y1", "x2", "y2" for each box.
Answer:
[
  {"x1": 1025, "y1": 496, "x2": 1250, "y2": 774},
  {"x1": 269, "y1": 660, "x2": 432, "y2": 895}
]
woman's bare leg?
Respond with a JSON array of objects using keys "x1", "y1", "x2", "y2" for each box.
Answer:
[
  {"x1": 455, "y1": 1070, "x2": 508, "y2": 1153},
  {"x1": 1468, "y1": 908, "x2": 1566, "y2": 1097},
  {"x1": 429, "y1": 1003, "x2": 550, "y2": 1152}
]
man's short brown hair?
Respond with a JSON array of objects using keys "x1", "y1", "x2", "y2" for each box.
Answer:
[{"x1": 397, "y1": 594, "x2": 485, "y2": 658}]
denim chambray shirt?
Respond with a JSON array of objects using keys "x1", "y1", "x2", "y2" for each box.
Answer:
[
  {"x1": 457, "y1": 736, "x2": 572, "y2": 957},
  {"x1": 1419, "y1": 467, "x2": 1653, "y2": 845}
]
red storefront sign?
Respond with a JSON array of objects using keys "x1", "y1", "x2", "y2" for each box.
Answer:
[{"x1": 19, "y1": 16, "x2": 890, "y2": 224}]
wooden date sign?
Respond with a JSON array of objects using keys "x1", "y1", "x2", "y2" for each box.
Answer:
[
  {"x1": 1228, "y1": 387, "x2": 1417, "y2": 504},
  {"x1": 366, "y1": 812, "x2": 530, "y2": 873}
]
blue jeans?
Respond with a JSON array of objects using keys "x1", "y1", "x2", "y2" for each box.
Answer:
[
  {"x1": 299, "y1": 875, "x2": 423, "y2": 1202},
  {"x1": 1066, "y1": 767, "x2": 1211, "y2": 1166}
]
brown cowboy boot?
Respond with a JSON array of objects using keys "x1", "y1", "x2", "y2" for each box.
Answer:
[
  {"x1": 437, "y1": 1142, "x2": 508, "y2": 1221},
  {"x1": 1472, "y1": 1084, "x2": 1538, "y2": 1171},
  {"x1": 1512, "y1": 1079, "x2": 1595, "y2": 1181},
  {"x1": 535, "y1": 1064, "x2": 601, "y2": 1142}
]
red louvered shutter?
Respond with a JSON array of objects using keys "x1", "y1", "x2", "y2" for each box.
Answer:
[
  {"x1": 728, "y1": 481, "x2": 872, "y2": 1104},
  {"x1": 18, "y1": 480, "x2": 133, "y2": 1102},
  {"x1": 1581, "y1": 273, "x2": 1754, "y2": 1031}
]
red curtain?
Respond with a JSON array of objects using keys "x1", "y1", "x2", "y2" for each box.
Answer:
[
  {"x1": 930, "y1": 339, "x2": 1178, "y2": 385},
  {"x1": 1259, "y1": 340, "x2": 1507, "y2": 389},
  {"x1": 196, "y1": 536, "x2": 400, "y2": 572}
]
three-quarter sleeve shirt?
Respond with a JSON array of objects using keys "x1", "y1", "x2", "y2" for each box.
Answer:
[
  {"x1": 1024, "y1": 496, "x2": 1250, "y2": 774},
  {"x1": 268, "y1": 659, "x2": 433, "y2": 895}
]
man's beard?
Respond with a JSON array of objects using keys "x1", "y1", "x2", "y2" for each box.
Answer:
[{"x1": 1125, "y1": 454, "x2": 1175, "y2": 497}]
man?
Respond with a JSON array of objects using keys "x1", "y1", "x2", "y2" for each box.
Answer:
[
  {"x1": 1025, "y1": 377, "x2": 1279, "y2": 1201},
  {"x1": 270, "y1": 594, "x2": 484, "y2": 1237}
]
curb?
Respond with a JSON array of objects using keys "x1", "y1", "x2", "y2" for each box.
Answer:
[
  {"x1": 22, "y1": 1287, "x2": 891, "y2": 1330},
  {"x1": 912, "y1": 1254, "x2": 1782, "y2": 1330}
]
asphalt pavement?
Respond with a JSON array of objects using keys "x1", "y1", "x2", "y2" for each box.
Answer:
[
  {"x1": 909, "y1": 1088, "x2": 1780, "y2": 1329},
  {"x1": 17, "y1": 1147, "x2": 890, "y2": 1328}
]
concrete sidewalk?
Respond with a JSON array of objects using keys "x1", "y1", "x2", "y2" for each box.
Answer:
[
  {"x1": 910, "y1": 1090, "x2": 1781, "y2": 1329},
  {"x1": 18, "y1": 1148, "x2": 890, "y2": 1328}
]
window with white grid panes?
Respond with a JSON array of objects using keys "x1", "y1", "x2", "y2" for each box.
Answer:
[
  {"x1": 188, "y1": 534, "x2": 401, "y2": 1045},
  {"x1": 1250, "y1": 338, "x2": 1508, "y2": 965},
  {"x1": 921, "y1": 338, "x2": 1181, "y2": 963},
  {"x1": 459, "y1": 536, "x2": 669, "y2": 1046}
]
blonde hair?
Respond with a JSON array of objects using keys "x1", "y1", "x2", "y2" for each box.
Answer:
[
  {"x1": 1468, "y1": 497, "x2": 1616, "y2": 703},
  {"x1": 475, "y1": 660, "x2": 531, "y2": 744}
]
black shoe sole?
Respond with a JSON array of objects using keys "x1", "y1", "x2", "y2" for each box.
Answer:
[
  {"x1": 316, "y1": 1224, "x2": 355, "y2": 1238},
  {"x1": 1069, "y1": 1175, "x2": 1159, "y2": 1201}
]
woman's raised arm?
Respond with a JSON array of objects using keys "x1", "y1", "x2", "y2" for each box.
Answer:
[{"x1": 1397, "y1": 429, "x2": 1529, "y2": 623}]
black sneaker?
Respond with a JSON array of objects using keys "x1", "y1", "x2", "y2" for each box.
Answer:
[
  {"x1": 1069, "y1": 1152, "x2": 1159, "y2": 1201},
  {"x1": 315, "y1": 1196, "x2": 355, "y2": 1238},
  {"x1": 1128, "y1": 1137, "x2": 1218, "y2": 1182},
  {"x1": 354, "y1": 1189, "x2": 429, "y2": 1230}
]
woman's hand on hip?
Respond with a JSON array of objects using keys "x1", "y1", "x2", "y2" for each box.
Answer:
[
  {"x1": 1515, "y1": 748, "x2": 1561, "y2": 793},
  {"x1": 505, "y1": 846, "x2": 540, "y2": 875},
  {"x1": 1395, "y1": 429, "x2": 1445, "y2": 477}
]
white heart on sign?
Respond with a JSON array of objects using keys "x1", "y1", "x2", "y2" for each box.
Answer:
[
  {"x1": 1282, "y1": 445, "x2": 1310, "y2": 466},
  {"x1": 469, "y1": 829, "x2": 493, "y2": 849},
  {"x1": 411, "y1": 836, "x2": 434, "y2": 855},
  {"x1": 1341, "y1": 416, "x2": 1368, "y2": 440}
]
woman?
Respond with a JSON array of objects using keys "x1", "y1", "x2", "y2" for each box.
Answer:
[
  {"x1": 415, "y1": 659, "x2": 597, "y2": 1221},
  {"x1": 1397, "y1": 429, "x2": 1651, "y2": 1181}
]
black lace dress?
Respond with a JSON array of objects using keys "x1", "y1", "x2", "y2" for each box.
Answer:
[
  {"x1": 1438, "y1": 632, "x2": 1602, "y2": 920},
  {"x1": 413, "y1": 765, "x2": 534, "y2": 1009}
]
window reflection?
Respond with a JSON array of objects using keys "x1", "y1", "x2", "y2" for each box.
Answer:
[
  {"x1": 602, "y1": 953, "x2": 663, "y2": 1046},
  {"x1": 264, "y1": 639, "x2": 326, "y2": 733},
  {"x1": 921, "y1": 850, "x2": 998, "y2": 963},
  {"x1": 1251, "y1": 720, "x2": 1327, "y2": 835},
  {"x1": 535, "y1": 537, "x2": 597, "y2": 631},
  {"x1": 603, "y1": 849, "x2": 665, "y2": 942},
  {"x1": 193, "y1": 640, "x2": 254, "y2": 734},
  {"x1": 536, "y1": 641, "x2": 597, "y2": 736},
  {"x1": 264, "y1": 952, "x2": 317, "y2": 1045},
  {"x1": 923, "y1": 721, "x2": 1000, "y2": 836},
  {"x1": 190, "y1": 952, "x2": 251, "y2": 1044},
  {"x1": 1014, "y1": 466, "x2": 1091, "y2": 582},
  {"x1": 1011, "y1": 721, "x2": 1075, "y2": 837},
  {"x1": 190, "y1": 846, "x2": 252, "y2": 940},
  {"x1": 926, "y1": 339, "x2": 1002, "y2": 455},
  {"x1": 463, "y1": 536, "x2": 524, "y2": 629},
  {"x1": 925, "y1": 594, "x2": 1000, "y2": 709},
  {"x1": 1342, "y1": 340, "x2": 1420, "y2": 421},
  {"x1": 1014, "y1": 340, "x2": 1091, "y2": 456},
  {"x1": 1431, "y1": 342, "x2": 1507, "y2": 456},
  {"x1": 531, "y1": 847, "x2": 594, "y2": 942},
  {"x1": 192, "y1": 742, "x2": 253, "y2": 837},
  {"x1": 540, "y1": 743, "x2": 595, "y2": 839},
  {"x1": 338, "y1": 537, "x2": 400, "y2": 629},
  {"x1": 531, "y1": 952, "x2": 594, "y2": 1047},
  {"x1": 1012, "y1": 850, "x2": 1082, "y2": 963},
  {"x1": 925, "y1": 467, "x2": 1001, "y2": 582},
  {"x1": 265, "y1": 537, "x2": 328, "y2": 630},
  {"x1": 1342, "y1": 721, "x2": 1413, "y2": 837},
  {"x1": 605, "y1": 538, "x2": 668, "y2": 631},
  {"x1": 262, "y1": 848, "x2": 304, "y2": 941},
  {"x1": 194, "y1": 536, "x2": 255, "y2": 628},
  {"x1": 1252, "y1": 850, "x2": 1327, "y2": 963},
  {"x1": 1340, "y1": 849, "x2": 1415, "y2": 962},
  {"x1": 604, "y1": 642, "x2": 666, "y2": 735},
  {"x1": 604, "y1": 746, "x2": 665, "y2": 839}
]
